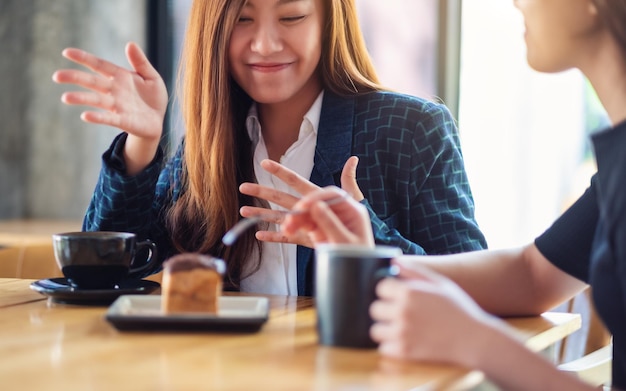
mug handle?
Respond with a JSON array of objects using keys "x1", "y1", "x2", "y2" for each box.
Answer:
[{"x1": 128, "y1": 240, "x2": 158, "y2": 277}]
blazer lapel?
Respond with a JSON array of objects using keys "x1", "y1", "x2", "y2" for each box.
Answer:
[
  {"x1": 297, "y1": 91, "x2": 355, "y2": 295},
  {"x1": 310, "y1": 91, "x2": 355, "y2": 186}
]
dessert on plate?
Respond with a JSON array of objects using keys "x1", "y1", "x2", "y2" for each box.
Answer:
[{"x1": 161, "y1": 253, "x2": 226, "y2": 314}]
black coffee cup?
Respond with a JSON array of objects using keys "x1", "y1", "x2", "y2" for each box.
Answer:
[
  {"x1": 52, "y1": 231, "x2": 158, "y2": 289},
  {"x1": 315, "y1": 244, "x2": 402, "y2": 348}
]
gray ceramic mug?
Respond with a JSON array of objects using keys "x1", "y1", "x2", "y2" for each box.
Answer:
[{"x1": 315, "y1": 244, "x2": 402, "y2": 348}]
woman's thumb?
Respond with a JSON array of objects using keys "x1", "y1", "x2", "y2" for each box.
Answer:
[
  {"x1": 125, "y1": 42, "x2": 159, "y2": 80},
  {"x1": 340, "y1": 156, "x2": 364, "y2": 201}
]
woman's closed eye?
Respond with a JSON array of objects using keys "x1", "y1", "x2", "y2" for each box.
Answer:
[
  {"x1": 280, "y1": 15, "x2": 306, "y2": 24},
  {"x1": 235, "y1": 15, "x2": 306, "y2": 25},
  {"x1": 237, "y1": 16, "x2": 253, "y2": 24}
]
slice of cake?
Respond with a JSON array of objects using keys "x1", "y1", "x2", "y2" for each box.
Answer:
[{"x1": 161, "y1": 253, "x2": 226, "y2": 314}]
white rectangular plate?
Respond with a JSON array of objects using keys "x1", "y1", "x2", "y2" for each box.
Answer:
[{"x1": 106, "y1": 295, "x2": 269, "y2": 332}]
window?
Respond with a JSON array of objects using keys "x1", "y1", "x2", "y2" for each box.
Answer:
[
  {"x1": 356, "y1": 0, "x2": 440, "y2": 101},
  {"x1": 458, "y1": 0, "x2": 607, "y2": 249}
]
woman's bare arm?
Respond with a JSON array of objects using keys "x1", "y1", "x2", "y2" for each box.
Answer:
[{"x1": 397, "y1": 244, "x2": 587, "y2": 316}]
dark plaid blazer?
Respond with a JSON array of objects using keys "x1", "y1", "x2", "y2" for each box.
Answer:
[{"x1": 84, "y1": 90, "x2": 487, "y2": 295}]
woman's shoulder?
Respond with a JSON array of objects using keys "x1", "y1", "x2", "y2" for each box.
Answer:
[
  {"x1": 353, "y1": 90, "x2": 453, "y2": 118},
  {"x1": 352, "y1": 90, "x2": 455, "y2": 126}
]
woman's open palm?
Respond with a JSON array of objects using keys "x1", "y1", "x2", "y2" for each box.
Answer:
[{"x1": 52, "y1": 42, "x2": 167, "y2": 142}]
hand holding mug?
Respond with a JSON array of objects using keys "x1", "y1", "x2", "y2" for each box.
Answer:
[{"x1": 369, "y1": 261, "x2": 503, "y2": 366}]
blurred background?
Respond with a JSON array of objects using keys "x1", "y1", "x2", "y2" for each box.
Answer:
[{"x1": 0, "y1": 0, "x2": 607, "y2": 250}]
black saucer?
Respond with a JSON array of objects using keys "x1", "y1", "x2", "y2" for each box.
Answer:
[{"x1": 30, "y1": 278, "x2": 161, "y2": 306}]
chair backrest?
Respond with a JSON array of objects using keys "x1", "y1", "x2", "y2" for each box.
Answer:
[
  {"x1": 558, "y1": 343, "x2": 612, "y2": 387},
  {"x1": 1, "y1": 242, "x2": 163, "y2": 282},
  {"x1": 0, "y1": 247, "x2": 22, "y2": 277},
  {"x1": 19, "y1": 243, "x2": 63, "y2": 279},
  {"x1": 0, "y1": 243, "x2": 62, "y2": 279},
  {"x1": 558, "y1": 288, "x2": 612, "y2": 387}
]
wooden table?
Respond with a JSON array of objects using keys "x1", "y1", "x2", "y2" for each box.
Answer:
[{"x1": 0, "y1": 278, "x2": 581, "y2": 391}]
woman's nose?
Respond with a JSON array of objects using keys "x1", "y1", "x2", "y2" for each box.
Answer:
[{"x1": 250, "y1": 23, "x2": 283, "y2": 55}]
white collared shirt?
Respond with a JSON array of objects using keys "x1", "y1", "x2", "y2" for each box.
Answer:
[{"x1": 240, "y1": 91, "x2": 324, "y2": 296}]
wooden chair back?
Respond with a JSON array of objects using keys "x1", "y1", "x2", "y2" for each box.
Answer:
[
  {"x1": 0, "y1": 243, "x2": 62, "y2": 279},
  {"x1": 558, "y1": 288, "x2": 612, "y2": 387}
]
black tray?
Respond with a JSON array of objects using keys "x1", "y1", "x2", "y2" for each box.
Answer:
[{"x1": 105, "y1": 295, "x2": 269, "y2": 333}]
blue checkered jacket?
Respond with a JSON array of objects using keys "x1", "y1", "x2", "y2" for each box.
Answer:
[{"x1": 84, "y1": 90, "x2": 487, "y2": 295}]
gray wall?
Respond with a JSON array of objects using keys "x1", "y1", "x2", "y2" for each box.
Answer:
[{"x1": 0, "y1": 0, "x2": 146, "y2": 219}]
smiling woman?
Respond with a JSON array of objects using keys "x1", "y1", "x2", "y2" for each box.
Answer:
[
  {"x1": 228, "y1": 0, "x2": 322, "y2": 107},
  {"x1": 227, "y1": 0, "x2": 324, "y2": 161},
  {"x1": 52, "y1": 0, "x2": 486, "y2": 298}
]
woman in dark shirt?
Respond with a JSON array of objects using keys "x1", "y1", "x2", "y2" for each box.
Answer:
[{"x1": 274, "y1": 0, "x2": 626, "y2": 388}]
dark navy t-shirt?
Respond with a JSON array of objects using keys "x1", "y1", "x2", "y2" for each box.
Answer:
[{"x1": 535, "y1": 121, "x2": 626, "y2": 388}]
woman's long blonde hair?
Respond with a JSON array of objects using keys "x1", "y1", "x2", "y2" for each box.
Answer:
[{"x1": 167, "y1": 0, "x2": 382, "y2": 289}]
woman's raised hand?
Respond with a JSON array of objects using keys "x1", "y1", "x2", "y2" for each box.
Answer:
[
  {"x1": 52, "y1": 42, "x2": 168, "y2": 173},
  {"x1": 282, "y1": 185, "x2": 374, "y2": 246},
  {"x1": 238, "y1": 156, "x2": 372, "y2": 247}
]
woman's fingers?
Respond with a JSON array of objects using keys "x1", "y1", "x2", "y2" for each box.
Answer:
[
  {"x1": 259, "y1": 159, "x2": 319, "y2": 195},
  {"x1": 80, "y1": 110, "x2": 123, "y2": 128},
  {"x1": 239, "y1": 205, "x2": 286, "y2": 224},
  {"x1": 241, "y1": 157, "x2": 361, "y2": 215},
  {"x1": 60, "y1": 90, "x2": 120, "y2": 127},
  {"x1": 393, "y1": 259, "x2": 449, "y2": 283},
  {"x1": 125, "y1": 42, "x2": 161, "y2": 82},
  {"x1": 255, "y1": 230, "x2": 314, "y2": 247},
  {"x1": 369, "y1": 319, "x2": 397, "y2": 343},
  {"x1": 340, "y1": 156, "x2": 364, "y2": 201},
  {"x1": 61, "y1": 47, "x2": 121, "y2": 77},
  {"x1": 53, "y1": 69, "x2": 113, "y2": 93},
  {"x1": 281, "y1": 187, "x2": 347, "y2": 232},
  {"x1": 373, "y1": 277, "x2": 410, "y2": 304},
  {"x1": 239, "y1": 183, "x2": 300, "y2": 209},
  {"x1": 60, "y1": 91, "x2": 116, "y2": 110},
  {"x1": 281, "y1": 185, "x2": 373, "y2": 246},
  {"x1": 290, "y1": 186, "x2": 350, "y2": 210},
  {"x1": 55, "y1": 44, "x2": 161, "y2": 94},
  {"x1": 307, "y1": 200, "x2": 359, "y2": 243}
]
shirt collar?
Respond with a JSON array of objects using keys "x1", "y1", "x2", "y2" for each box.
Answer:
[{"x1": 246, "y1": 91, "x2": 325, "y2": 146}]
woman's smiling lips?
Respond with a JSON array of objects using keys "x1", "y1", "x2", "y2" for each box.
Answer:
[{"x1": 248, "y1": 62, "x2": 292, "y2": 73}]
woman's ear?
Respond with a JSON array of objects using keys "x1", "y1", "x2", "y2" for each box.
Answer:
[
  {"x1": 587, "y1": 0, "x2": 598, "y2": 17},
  {"x1": 584, "y1": 0, "x2": 604, "y2": 33}
]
